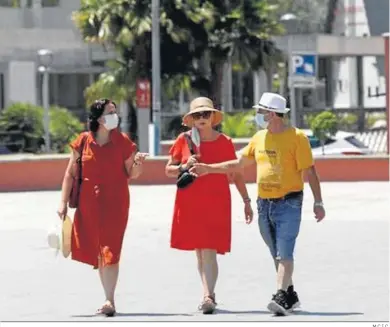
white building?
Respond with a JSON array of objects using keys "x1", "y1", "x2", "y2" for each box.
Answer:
[{"x1": 0, "y1": 0, "x2": 106, "y2": 120}]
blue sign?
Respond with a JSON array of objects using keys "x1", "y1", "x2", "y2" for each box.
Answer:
[{"x1": 292, "y1": 54, "x2": 316, "y2": 77}]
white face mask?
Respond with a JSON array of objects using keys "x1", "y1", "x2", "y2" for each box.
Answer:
[
  {"x1": 255, "y1": 113, "x2": 269, "y2": 129},
  {"x1": 191, "y1": 127, "x2": 201, "y2": 147},
  {"x1": 103, "y1": 114, "x2": 119, "y2": 130}
]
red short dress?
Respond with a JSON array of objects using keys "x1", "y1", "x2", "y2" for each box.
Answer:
[
  {"x1": 169, "y1": 133, "x2": 237, "y2": 254},
  {"x1": 69, "y1": 129, "x2": 137, "y2": 268}
]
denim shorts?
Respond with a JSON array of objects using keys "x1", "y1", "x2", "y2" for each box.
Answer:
[{"x1": 257, "y1": 192, "x2": 303, "y2": 261}]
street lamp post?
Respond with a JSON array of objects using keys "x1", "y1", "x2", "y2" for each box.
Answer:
[
  {"x1": 37, "y1": 49, "x2": 53, "y2": 153},
  {"x1": 150, "y1": 0, "x2": 161, "y2": 156},
  {"x1": 280, "y1": 13, "x2": 298, "y2": 127}
]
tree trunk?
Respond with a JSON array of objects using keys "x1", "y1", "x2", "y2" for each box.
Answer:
[
  {"x1": 127, "y1": 98, "x2": 138, "y2": 143},
  {"x1": 210, "y1": 61, "x2": 224, "y2": 109},
  {"x1": 237, "y1": 71, "x2": 243, "y2": 109}
]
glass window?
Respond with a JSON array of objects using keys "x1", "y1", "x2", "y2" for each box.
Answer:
[
  {"x1": 0, "y1": 74, "x2": 5, "y2": 110},
  {"x1": 26, "y1": 0, "x2": 59, "y2": 7},
  {"x1": 0, "y1": 0, "x2": 20, "y2": 7}
]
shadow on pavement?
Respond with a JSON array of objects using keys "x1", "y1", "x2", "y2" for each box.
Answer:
[
  {"x1": 215, "y1": 309, "x2": 269, "y2": 315},
  {"x1": 71, "y1": 312, "x2": 193, "y2": 318},
  {"x1": 293, "y1": 311, "x2": 364, "y2": 317}
]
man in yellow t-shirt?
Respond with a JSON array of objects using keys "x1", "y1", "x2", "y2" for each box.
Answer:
[{"x1": 190, "y1": 92, "x2": 326, "y2": 316}]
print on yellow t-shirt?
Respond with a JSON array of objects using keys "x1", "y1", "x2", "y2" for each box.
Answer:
[
  {"x1": 257, "y1": 148, "x2": 282, "y2": 192},
  {"x1": 240, "y1": 127, "x2": 314, "y2": 199}
]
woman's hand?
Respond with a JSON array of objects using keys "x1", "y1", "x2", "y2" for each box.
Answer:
[
  {"x1": 183, "y1": 154, "x2": 199, "y2": 170},
  {"x1": 189, "y1": 163, "x2": 210, "y2": 177},
  {"x1": 57, "y1": 201, "x2": 68, "y2": 220},
  {"x1": 134, "y1": 152, "x2": 149, "y2": 166},
  {"x1": 244, "y1": 202, "x2": 253, "y2": 224}
]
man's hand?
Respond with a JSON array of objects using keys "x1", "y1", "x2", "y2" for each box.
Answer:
[
  {"x1": 189, "y1": 163, "x2": 210, "y2": 177},
  {"x1": 244, "y1": 202, "x2": 253, "y2": 224},
  {"x1": 314, "y1": 203, "x2": 325, "y2": 222}
]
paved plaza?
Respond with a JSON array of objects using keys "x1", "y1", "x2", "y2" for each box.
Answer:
[{"x1": 0, "y1": 182, "x2": 388, "y2": 322}]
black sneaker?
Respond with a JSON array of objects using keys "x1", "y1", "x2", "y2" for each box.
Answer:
[
  {"x1": 267, "y1": 290, "x2": 292, "y2": 316},
  {"x1": 287, "y1": 285, "x2": 301, "y2": 311}
]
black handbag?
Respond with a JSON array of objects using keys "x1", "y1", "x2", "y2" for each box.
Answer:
[{"x1": 176, "y1": 133, "x2": 197, "y2": 189}]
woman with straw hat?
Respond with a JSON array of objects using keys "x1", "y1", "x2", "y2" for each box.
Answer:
[{"x1": 165, "y1": 97, "x2": 253, "y2": 314}]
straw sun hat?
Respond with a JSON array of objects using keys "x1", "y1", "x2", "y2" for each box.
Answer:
[
  {"x1": 47, "y1": 215, "x2": 73, "y2": 258},
  {"x1": 182, "y1": 97, "x2": 223, "y2": 128}
]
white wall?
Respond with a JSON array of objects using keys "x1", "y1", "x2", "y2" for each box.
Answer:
[{"x1": 7, "y1": 61, "x2": 37, "y2": 106}]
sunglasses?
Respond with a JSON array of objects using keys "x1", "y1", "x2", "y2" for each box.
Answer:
[{"x1": 192, "y1": 111, "x2": 212, "y2": 120}]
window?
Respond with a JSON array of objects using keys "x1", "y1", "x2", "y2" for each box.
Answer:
[
  {"x1": 0, "y1": 74, "x2": 5, "y2": 110},
  {"x1": 26, "y1": 0, "x2": 59, "y2": 7},
  {"x1": 41, "y1": 0, "x2": 59, "y2": 7},
  {"x1": 0, "y1": 0, "x2": 20, "y2": 7}
]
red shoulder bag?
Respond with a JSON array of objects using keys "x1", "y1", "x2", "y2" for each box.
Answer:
[{"x1": 68, "y1": 134, "x2": 88, "y2": 209}]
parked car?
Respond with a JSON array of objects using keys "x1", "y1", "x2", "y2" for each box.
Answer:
[{"x1": 302, "y1": 129, "x2": 372, "y2": 156}]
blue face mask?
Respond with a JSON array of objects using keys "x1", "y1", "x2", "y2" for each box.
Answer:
[{"x1": 255, "y1": 113, "x2": 269, "y2": 129}]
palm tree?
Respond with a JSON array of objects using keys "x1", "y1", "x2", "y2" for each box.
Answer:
[
  {"x1": 73, "y1": 0, "x2": 212, "y2": 139},
  {"x1": 73, "y1": 0, "x2": 282, "y2": 137},
  {"x1": 190, "y1": 0, "x2": 283, "y2": 107}
]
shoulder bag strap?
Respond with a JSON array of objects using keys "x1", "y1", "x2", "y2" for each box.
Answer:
[
  {"x1": 183, "y1": 133, "x2": 196, "y2": 156},
  {"x1": 77, "y1": 133, "x2": 88, "y2": 182}
]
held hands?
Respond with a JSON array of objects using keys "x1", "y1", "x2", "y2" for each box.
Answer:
[
  {"x1": 189, "y1": 163, "x2": 210, "y2": 177},
  {"x1": 314, "y1": 203, "x2": 326, "y2": 222}
]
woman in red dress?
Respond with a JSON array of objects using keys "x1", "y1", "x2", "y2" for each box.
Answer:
[
  {"x1": 57, "y1": 99, "x2": 147, "y2": 316},
  {"x1": 165, "y1": 97, "x2": 254, "y2": 314}
]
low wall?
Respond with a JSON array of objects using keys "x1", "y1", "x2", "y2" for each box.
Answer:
[{"x1": 0, "y1": 154, "x2": 388, "y2": 192}]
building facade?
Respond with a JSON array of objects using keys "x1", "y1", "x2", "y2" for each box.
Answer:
[{"x1": 0, "y1": 0, "x2": 107, "y2": 120}]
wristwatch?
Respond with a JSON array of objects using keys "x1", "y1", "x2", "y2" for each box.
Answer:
[
  {"x1": 314, "y1": 201, "x2": 324, "y2": 207},
  {"x1": 178, "y1": 164, "x2": 186, "y2": 173},
  {"x1": 243, "y1": 197, "x2": 251, "y2": 204}
]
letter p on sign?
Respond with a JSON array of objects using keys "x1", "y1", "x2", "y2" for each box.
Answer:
[{"x1": 292, "y1": 55, "x2": 304, "y2": 72}]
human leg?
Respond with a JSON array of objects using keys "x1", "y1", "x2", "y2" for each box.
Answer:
[
  {"x1": 267, "y1": 195, "x2": 302, "y2": 315},
  {"x1": 196, "y1": 248, "x2": 218, "y2": 314},
  {"x1": 97, "y1": 257, "x2": 120, "y2": 316}
]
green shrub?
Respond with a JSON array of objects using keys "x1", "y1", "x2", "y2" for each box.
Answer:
[
  {"x1": 0, "y1": 103, "x2": 44, "y2": 153},
  {"x1": 50, "y1": 106, "x2": 84, "y2": 153},
  {"x1": 0, "y1": 102, "x2": 84, "y2": 153},
  {"x1": 309, "y1": 111, "x2": 338, "y2": 155},
  {"x1": 221, "y1": 110, "x2": 257, "y2": 138}
]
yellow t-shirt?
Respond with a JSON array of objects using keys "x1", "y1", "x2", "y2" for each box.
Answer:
[{"x1": 241, "y1": 127, "x2": 314, "y2": 199}]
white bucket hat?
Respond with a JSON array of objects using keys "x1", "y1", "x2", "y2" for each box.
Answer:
[
  {"x1": 47, "y1": 215, "x2": 72, "y2": 258},
  {"x1": 253, "y1": 92, "x2": 290, "y2": 114}
]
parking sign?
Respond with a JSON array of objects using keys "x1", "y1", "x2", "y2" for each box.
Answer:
[{"x1": 289, "y1": 53, "x2": 317, "y2": 88}]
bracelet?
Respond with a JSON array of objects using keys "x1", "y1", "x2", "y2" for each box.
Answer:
[
  {"x1": 314, "y1": 201, "x2": 324, "y2": 207},
  {"x1": 243, "y1": 197, "x2": 251, "y2": 204},
  {"x1": 178, "y1": 164, "x2": 186, "y2": 173}
]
